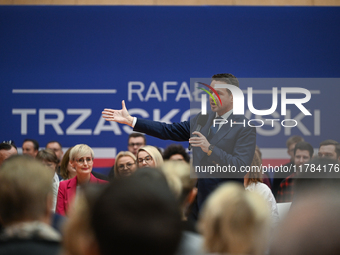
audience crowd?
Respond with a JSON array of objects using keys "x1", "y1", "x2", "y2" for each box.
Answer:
[{"x1": 0, "y1": 134, "x2": 339, "y2": 255}]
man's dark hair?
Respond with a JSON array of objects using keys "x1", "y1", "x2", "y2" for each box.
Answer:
[
  {"x1": 163, "y1": 144, "x2": 190, "y2": 163},
  {"x1": 320, "y1": 139, "x2": 340, "y2": 157},
  {"x1": 46, "y1": 140, "x2": 62, "y2": 149},
  {"x1": 0, "y1": 143, "x2": 17, "y2": 151},
  {"x1": 91, "y1": 175, "x2": 181, "y2": 255},
  {"x1": 128, "y1": 133, "x2": 146, "y2": 144},
  {"x1": 294, "y1": 141, "x2": 314, "y2": 158},
  {"x1": 23, "y1": 139, "x2": 39, "y2": 151},
  {"x1": 212, "y1": 73, "x2": 239, "y2": 88}
]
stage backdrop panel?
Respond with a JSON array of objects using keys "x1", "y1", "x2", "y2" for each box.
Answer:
[{"x1": 1, "y1": 6, "x2": 339, "y2": 175}]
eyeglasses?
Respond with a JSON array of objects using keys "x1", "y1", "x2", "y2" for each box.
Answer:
[
  {"x1": 117, "y1": 162, "x2": 136, "y2": 171},
  {"x1": 137, "y1": 155, "x2": 153, "y2": 164},
  {"x1": 75, "y1": 157, "x2": 93, "y2": 165},
  {"x1": 128, "y1": 143, "x2": 144, "y2": 147}
]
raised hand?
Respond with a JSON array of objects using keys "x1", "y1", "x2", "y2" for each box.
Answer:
[{"x1": 102, "y1": 100, "x2": 134, "y2": 127}]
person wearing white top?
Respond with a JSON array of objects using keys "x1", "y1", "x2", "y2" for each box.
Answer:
[{"x1": 244, "y1": 147, "x2": 280, "y2": 228}]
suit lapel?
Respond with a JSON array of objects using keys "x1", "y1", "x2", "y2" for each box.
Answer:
[{"x1": 209, "y1": 113, "x2": 235, "y2": 145}]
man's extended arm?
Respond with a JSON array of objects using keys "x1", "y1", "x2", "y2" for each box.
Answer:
[{"x1": 103, "y1": 100, "x2": 192, "y2": 141}]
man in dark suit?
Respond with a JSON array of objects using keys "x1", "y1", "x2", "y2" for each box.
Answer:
[{"x1": 102, "y1": 73, "x2": 256, "y2": 212}]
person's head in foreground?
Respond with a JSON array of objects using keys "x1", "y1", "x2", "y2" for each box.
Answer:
[
  {"x1": 70, "y1": 144, "x2": 94, "y2": 183},
  {"x1": 113, "y1": 151, "x2": 137, "y2": 178},
  {"x1": 137, "y1": 145, "x2": 163, "y2": 168},
  {"x1": 198, "y1": 182, "x2": 270, "y2": 255},
  {"x1": 90, "y1": 177, "x2": 182, "y2": 255},
  {"x1": 270, "y1": 185, "x2": 340, "y2": 255},
  {"x1": 161, "y1": 160, "x2": 197, "y2": 219},
  {"x1": 63, "y1": 184, "x2": 105, "y2": 255},
  {"x1": 0, "y1": 155, "x2": 60, "y2": 254}
]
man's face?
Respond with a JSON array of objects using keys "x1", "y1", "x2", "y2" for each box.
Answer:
[
  {"x1": 0, "y1": 147, "x2": 18, "y2": 166},
  {"x1": 287, "y1": 143, "x2": 297, "y2": 161},
  {"x1": 128, "y1": 137, "x2": 145, "y2": 156},
  {"x1": 318, "y1": 145, "x2": 339, "y2": 161},
  {"x1": 209, "y1": 80, "x2": 233, "y2": 116},
  {"x1": 22, "y1": 141, "x2": 38, "y2": 157},
  {"x1": 46, "y1": 142, "x2": 64, "y2": 162},
  {"x1": 294, "y1": 149, "x2": 311, "y2": 168}
]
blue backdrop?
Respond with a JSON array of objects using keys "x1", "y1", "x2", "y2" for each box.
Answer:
[{"x1": 1, "y1": 6, "x2": 339, "y2": 173}]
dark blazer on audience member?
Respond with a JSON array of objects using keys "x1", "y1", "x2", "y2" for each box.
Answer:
[
  {"x1": 56, "y1": 173, "x2": 108, "y2": 216},
  {"x1": 134, "y1": 110, "x2": 256, "y2": 210},
  {"x1": 92, "y1": 171, "x2": 109, "y2": 181}
]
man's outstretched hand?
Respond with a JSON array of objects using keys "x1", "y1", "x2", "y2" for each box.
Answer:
[{"x1": 102, "y1": 100, "x2": 134, "y2": 127}]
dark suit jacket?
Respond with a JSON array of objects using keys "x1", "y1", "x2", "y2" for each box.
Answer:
[
  {"x1": 56, "y1": 173, "x2": 108, "y2": 216},
  {"x1": 134, "y1": 111, "x2": 256, "y2": 208}
]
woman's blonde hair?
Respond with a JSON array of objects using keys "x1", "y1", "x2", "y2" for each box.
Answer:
[
  {"x1": 199, "y1": 182, "x2": 270, "y2": 255},
  {"x1": 70, "y1": 144, "x2": 94, "y2": 161},
  {"x1": 113, "y1": 151, "x2": 137, "y2": 178},
  {"x1": 137, "y1": 145, "x2": 163, "y2": 168},
  {"x1": 161, "y1": 161, "x2": 196, "y2": 204}
]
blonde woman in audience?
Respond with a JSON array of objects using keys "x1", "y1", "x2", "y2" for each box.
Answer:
[
  {"x1": 60, "y1": 146, "x2": 108, "y2": 182},
  {"x1": 199, "y1": 183, "x2": 271, "y2": 255},
  {"x1": 161, "y1": 160, "x2": 204, "y2": 255},
  {"x1": 137, "y1": 145, "x2": 163, "y2": 168},
  {"x1": 36, "y1": 149, "x2": 60, "y2": 212},
  {"x1": 113, "y1": 151, "x2": 137, "y2": 178},
  {"x1": 56, "y1": 144, "x2": 108, "y2": 216},
  {"x1": 60, "y1": 147, "x2": 77, "y2": 180},
  {"x1": 161, "y1": 161, "x2": 197, "y2": 220},
  {"x1": 244, "y1": 149, "x2": 280, "y2": 228}
]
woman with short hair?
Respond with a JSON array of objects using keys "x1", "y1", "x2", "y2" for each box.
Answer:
[
  {"x1": 114, "y1": 151, "x2": 137, "y2": 178},
  {"x1": 56, "y1": 144, "x2": 108, "y2": 216}
]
